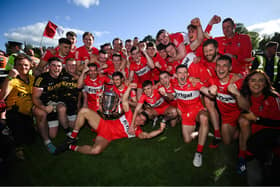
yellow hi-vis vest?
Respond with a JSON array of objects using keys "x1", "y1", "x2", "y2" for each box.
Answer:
[{"x1": 256, "y1": 55, "x2": 279, "y2": 82}]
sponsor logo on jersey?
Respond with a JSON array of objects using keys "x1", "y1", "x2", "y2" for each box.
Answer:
[
  {"x1": 149, "y1": 97, "x2": 164, "y2": 108},
  {"x1": 119, "y1": 114, "x2": 135, "y2": 138},
  {"x1": 135, "y1": 66, "x2": 150, "y2": 76},
  {"x1": 85, "y1": 85, "x2": 103, "y2": 94},
  {"x1": 217, "y1": 93, "x2": 236, "y2": 104},
  {"x1": 174, "y1": 89, "x2": 200, "y2": 100}
]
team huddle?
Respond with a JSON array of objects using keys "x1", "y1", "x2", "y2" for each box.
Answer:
[{"x1": 1, "y1": 15, "x2": 280, "y2": 177}]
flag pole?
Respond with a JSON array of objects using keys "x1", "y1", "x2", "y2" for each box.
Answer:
[
  {"x1": 40, "y1": 21, "x2": 48, "y2": 48},
  {"x1": 39, "y1": 31, "x2": 44, "y2": 48}
]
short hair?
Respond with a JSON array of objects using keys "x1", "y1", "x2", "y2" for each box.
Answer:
[
  {"x1": 265, "y1": 41, "x2": 279, "y2": 49},
  {"x1": 87, "y1": 63, "x2": 98, "y2": 69},
  {"x1": 99, "y1": 49, "x2": 107, "y2": 55},
  {"x1": 58, "y1": 38, "x2": 71, "y2": 45},
  {"x1": 176, "y1": 64, "x2": 188, "y2": 73},
  {"x1": 101, "y1": 43, "x2": 112, "y2": 50},
  {"x1": 112, "y1": 53, "x2": 122, "y2": 60},
  {"x1": 146, "y1": 41, "x2": 156, "y2": 48},
  {"x1": 203, "y1": 39, "x2": 218, "y2": 49},
  {"x1": 14, "y1": 54, "x2": 31, "y2": 66},
  {"x1": 142, "y1": 80, "x2": 153, "y2": 88},
  {"x1": 125, "y1": 39, "x2": 132, "y2": 43},
  {"x1": 112, "y1": 38, "x2": 122, "y2": 45},
  {"x1": 130, "y1": 46, "x2": 138, "y2": 53},
  {"x1": 83, "y1": 32, "x2": 94, "y2": 40},
  {"x1": 140, "y1": 111, "x2": 149, "y2": 122},
  {"x1": 65, "y1": 58, "x2": 75, "y2": 64},
  {"x1": 48, "y1": 57, "x2": 63, "y2": 64},
  {"x1": 156, "y1": 29, "x2": 167, "y2": 40},
  {"x1": 156, "y1": 43, "x2": 166, "y2": 51},
  {"x1": 187, "y1": 24, "x2": 197, "y2": 30},
  {"x1": 112, "y1": 71, "x2": 124, "y2": 79},
  {"x1": 159, "y1": 71, "x2": 171, "y2": 77},
  {"x1": 66, "y1": 31, "x2": 77, "y2": 38},
  {"x1": 217, "y1": 55, "x2": 232, "y2": 66},
  {"x1": 222, "y1": 18, "x2": 235, "y2": 26},
  {"x1": 166, "y1": 42, "x2": 176, "y2": 49}
]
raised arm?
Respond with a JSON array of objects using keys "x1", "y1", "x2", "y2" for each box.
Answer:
[
  {"x1": 189, "y1": 18, "x2": 204, "y2": 51},
  {"x1": 140, "y1": 45, "x2": 155, "y2": 69},
  {"x1": 158, "y1": 87, "x2": 175, "y2": 101},
  {"x1": 228, "y1": 83, "x2": 250, "y2": 111},
  {"x1": 128, "y1": 70, "x2": 135, "y2": 83},
  {"x1": 34, "y1": 59, "x2": 48, "y2": 76},
  {"x1": 77, "y1": 62, "x2": 89, "y2": 89},
  {"x1": 122, "y1": 83, "x2": 137, "y2": 112},
  {"x1": 205, "y1": 15, "x2": 221, "y2": 34}
]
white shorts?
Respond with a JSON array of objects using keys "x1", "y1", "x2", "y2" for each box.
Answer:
[{"x1": 48, "y1": 115, "x2": 77, "y2": 128}]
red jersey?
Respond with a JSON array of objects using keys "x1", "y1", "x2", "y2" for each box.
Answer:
[
  {"x1": 130, "y1": 56, "x2": 152, "y2": 86},
  {"x1": 250, "y1": 95, "x2": 280, "y2": 134},
  {"x1": 166, "y1": 51, "x2": 194, "y2": 75},
  {"x1": 169, "y1": 33, "x2": 185, "y2": 48},
  {"x1": 215, "y1": 33, "x2": 252, "y2": 74},
  {"x1": 75, "y1": 45, "x2": 99, "y2": 62},
  {"x1": 104, "y1": 66, "x2": 129, "y2": 80},
  {"x1": 172, "y1": 78, "x2": 204, "y2": 112},
  {"x1": 151, "y1": 52, "x2": 167, "y2": 82},
  {"x1": 166, "y1": 60, "x2": 180, "y2": 75},
  {"x1": 95, "y1": 60, "x2": 113, "y2": 69},
  {"x1": 158, "y1": 84, "x2": 177, "y2": 107},
  {"x1": 97, "y1": 110, "x2": 142, "y2": 141},
  {"x1": 186, "y1": 59, "x2": 212, "y2": 84},
  {"x1": 41, "y1": 49, "x2": 74, "y2": 65},
  {"x1": 212, "y1": 74, "x2": 243, "y2": 115},
  {"x1": 112, "y1": 84, "x2": 136, "y2": 113},
  {"x1": 139, "y1": 89, "x2": 169, "y2": 109},
  {"x1": 54, "y1": 46, "x2": 76, "y2": 57},
  {"x1": 112, "y1": 85, "x2": 136, "y2": 99},
  {"x1": 202, "y1": 59, "x2": 217, "y2": 79},
  {"x1": 83, "y1": 75, "x2": 111, "y2": 111}
]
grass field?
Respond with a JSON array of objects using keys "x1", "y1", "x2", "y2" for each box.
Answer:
[{"x1": 0, "y1": 122, "x2": 247, "y2": 186}]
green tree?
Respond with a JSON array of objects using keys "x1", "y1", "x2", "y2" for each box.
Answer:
[
  {"x1": 258, "y1": 34, "x2": 271, "y2": 51},
  {"x1": 258, "y1": 32, "x2": 280, "y2": 52},
  {"x1": 235, "y1": 23, "x2": 248, "y2": 34},
  {"x1": 235, "y1": 23, "x2": 260, "y2": 49}
]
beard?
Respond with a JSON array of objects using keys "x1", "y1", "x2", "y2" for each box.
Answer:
[{"x1": 206, "y1": 53, "x2": 217, "y2": 62}]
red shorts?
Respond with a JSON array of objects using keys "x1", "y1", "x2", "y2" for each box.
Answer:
[
  {"x1": 96, "y1": 119, "x2": 113, "y2": 142},
  {"x1": 220, "y1": 111, "x2": 240, "y2": 127},
  {"x1": 154, "y1": 104, "x2": 170, "y2": 115},
  {"x1": 181, "y1": 105, "x2": 205, "y2": 126}
]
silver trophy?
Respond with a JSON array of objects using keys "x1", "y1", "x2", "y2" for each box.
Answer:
[{"x1": 101, "y1": 90, "x2": 119, "y2": 117}]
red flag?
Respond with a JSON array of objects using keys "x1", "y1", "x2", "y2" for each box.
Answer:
[{"x1": 43, "y1": 21, "x2": 57, "y2": 39}]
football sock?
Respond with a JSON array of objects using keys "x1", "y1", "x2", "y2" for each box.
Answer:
[
  {"x1": 196, "y1": 144, "x2": 204, "y2": 153},
  {"x1": 214, "y1": 129, "x2": 221, "y2": 139},
  {"x1": 70, "y1": 129, "x2": 79, "y2": 139}
]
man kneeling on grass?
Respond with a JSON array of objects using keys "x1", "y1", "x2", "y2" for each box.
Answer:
[{"x1": 56, "y1": 83, "x2": 166, "y2": 155}]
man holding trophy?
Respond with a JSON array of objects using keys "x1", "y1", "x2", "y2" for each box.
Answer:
[{"x1": 56, "y1": 83, "x2": 166, "y2": 155}]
